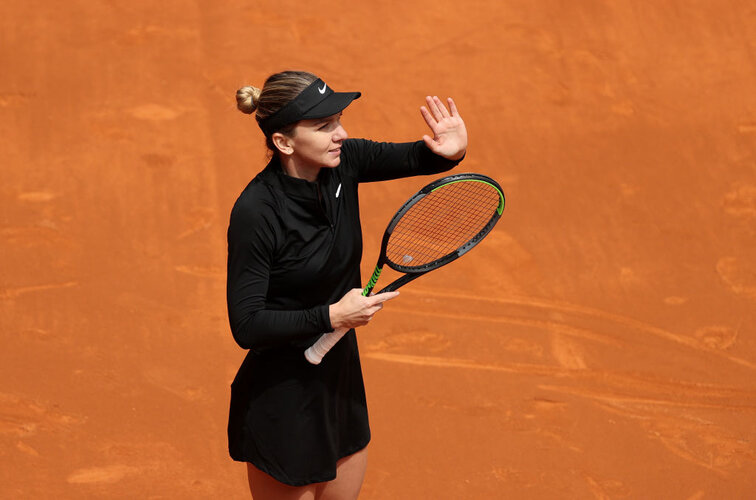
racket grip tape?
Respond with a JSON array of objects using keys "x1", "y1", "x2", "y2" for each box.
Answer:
[{"x1": 304, "y1": 327, "x2": 349, "y2": 365}]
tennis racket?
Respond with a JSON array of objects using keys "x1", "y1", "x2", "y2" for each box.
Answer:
[{"x1": 304, "y1": 172, "x2": 505, "y2": 365}]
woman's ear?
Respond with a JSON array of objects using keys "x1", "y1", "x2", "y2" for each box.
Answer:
[{"x1": 271, "y1": 132, "x2": 293, "y2": 156}]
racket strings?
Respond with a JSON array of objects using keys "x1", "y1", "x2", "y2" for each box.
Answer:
[{"x1": 386, "y1": 181, "x2": 501, "y2": 268}]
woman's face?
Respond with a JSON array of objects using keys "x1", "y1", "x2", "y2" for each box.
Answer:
[{"x1": 286, "y1": 112, "x2": 348, "y2": 171}]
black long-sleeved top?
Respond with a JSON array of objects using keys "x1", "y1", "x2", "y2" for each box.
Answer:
[{"x1": 226, "y1": 138, "x2": 460, "y2": 486}]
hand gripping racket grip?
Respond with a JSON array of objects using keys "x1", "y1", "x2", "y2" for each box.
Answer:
[
  {"x1": 305, "y1": 266, "x2": 384, "y2": 365},
  {"x1": 304, "y1": 327, "x2": 349, "y2": 365}
]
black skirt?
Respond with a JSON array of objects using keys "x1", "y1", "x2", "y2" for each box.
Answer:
[{"x1": 228, "y1": 330, "x2": 370, "y2": 486}]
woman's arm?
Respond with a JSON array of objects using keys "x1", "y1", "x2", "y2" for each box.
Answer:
[
  {"x1": 348, "y1": 96, "x2": 467, "y2": 183},
  {"x1": 226, "y1": 197, "x2": 332, "y2": 351}
]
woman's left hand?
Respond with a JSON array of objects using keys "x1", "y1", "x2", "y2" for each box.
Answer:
[{"x1": 420, "y1": 96, "x2": 468, "y2": 161}]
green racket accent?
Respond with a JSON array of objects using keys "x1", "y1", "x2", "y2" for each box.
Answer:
[
  {"x1": 432, "y1": 179, "x2": 505, "y2": 215},
  {"x1": 363, "y1": 265, "x2": 383, "y2": 296}
]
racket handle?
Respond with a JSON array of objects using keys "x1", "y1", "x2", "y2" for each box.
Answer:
[{"x1": 305, "y1": 327, "x2": 349, "y2": 365}]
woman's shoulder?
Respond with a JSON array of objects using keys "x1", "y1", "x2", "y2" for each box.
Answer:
[
  {"x1": 339, "y1": 138, "x2": 402, "y2": 174},
  {"x1": 230, "y1": 174, "x2": 280, "y2": 227},
  {"x1": 341, "y1": 138, "x2": 373, "y2": 156}
]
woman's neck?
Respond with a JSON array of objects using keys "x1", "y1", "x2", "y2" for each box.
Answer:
[{"x1": 280, "y1": 156, "x2": 320, "y2": 182}]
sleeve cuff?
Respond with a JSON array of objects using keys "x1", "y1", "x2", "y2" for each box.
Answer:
[
  {"x1": 317, "y1": 304, "x2": 333, "y2": 333},
  {"x1": 417, "y1": 142, "x2": 465, "y2": 171}
]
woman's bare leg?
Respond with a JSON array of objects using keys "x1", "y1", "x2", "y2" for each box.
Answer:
[
  {"x1": 316, "y1": 447, "x2": 368, "y2": 500},
  {"x1": 247, "y1": 463, "x2": 317, "y2": 500}
]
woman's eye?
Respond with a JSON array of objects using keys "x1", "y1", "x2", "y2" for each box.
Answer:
[{"x1": 317, "y1": 116, "x2": 341, "y2": 131}]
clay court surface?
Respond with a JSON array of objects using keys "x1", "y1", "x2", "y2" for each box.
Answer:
[{"x1": 2, "y1": 1, "x2": 756, "y2": 498}]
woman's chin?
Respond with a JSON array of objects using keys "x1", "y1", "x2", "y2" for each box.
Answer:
[{"x1": 324, "y1": 153, "x2": 342, "y2": 168}]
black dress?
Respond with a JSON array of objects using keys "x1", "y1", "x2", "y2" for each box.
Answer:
[{"x1": 226, "y1": 139, "x2": 460, "y2": 486}]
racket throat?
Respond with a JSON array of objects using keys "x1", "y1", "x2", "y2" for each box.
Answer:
[{"x1": 363, "y1": 265, "x2": 383, "y2": 296}]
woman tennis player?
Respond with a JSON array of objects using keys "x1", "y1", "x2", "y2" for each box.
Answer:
[{"x1": 226, "y1": 70, "x2": 467, "y2": 499}]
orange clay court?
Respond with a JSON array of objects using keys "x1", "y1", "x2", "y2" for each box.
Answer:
[{"x1": 1, "y1": 1, "x2": 755, "y2": 498}]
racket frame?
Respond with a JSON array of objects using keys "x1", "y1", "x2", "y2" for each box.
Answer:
[{"x1": 371, "y1": 172, "x2": 505, "y2": 282}]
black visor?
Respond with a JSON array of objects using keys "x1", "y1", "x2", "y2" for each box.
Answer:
[{"x1": 258, "y1": 78, "x2": 361, "y2": 135}]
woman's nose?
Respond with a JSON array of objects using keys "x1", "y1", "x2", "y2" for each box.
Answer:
[{"x1": 333, "y1": 124, "x2": 348, "y2": 141}]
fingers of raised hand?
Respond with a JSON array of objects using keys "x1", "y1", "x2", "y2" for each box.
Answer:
[
  {"x1": 446, "y1": 97, "x2": 461, "y2": 119},
  {"x1": 426, "y1": 95, "x2": 450, "y2": 121},
  {"x1": 420, "y1": 105, "x2": 436, "y2": 130}
]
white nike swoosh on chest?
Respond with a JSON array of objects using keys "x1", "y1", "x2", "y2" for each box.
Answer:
[{"x1": 335, "y1": 183, "x2": 342, "y2": 198}]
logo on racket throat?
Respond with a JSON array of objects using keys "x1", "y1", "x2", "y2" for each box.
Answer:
[{"x1": 363, "y1": 266, "x2": 383, "y2": 295}]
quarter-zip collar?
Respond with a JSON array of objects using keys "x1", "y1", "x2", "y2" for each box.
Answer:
[
  {"x1": 261, "y1": 156, "x2": 322, "y2": 200},
  {"x1": 260, "y1": 156, "x2": 335, "y2": 227}
]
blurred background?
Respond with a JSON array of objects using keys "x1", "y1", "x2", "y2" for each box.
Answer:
[{"x1": 1, "y1": 1, "x2": 755, "y2": 498}]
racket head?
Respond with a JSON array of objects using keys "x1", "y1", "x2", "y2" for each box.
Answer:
[{"x1": 378, "y1": 172, "x2": 505, "y2": 275}]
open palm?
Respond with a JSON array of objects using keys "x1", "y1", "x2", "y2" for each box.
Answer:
[{"x1": 420, "y1": 96, "x2": 468, "y2": 161}]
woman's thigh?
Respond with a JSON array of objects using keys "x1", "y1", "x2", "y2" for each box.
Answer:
[
  {"x1": 247, "y1": 463, "x2": 317, "y2": 500},
  {"x1": 316, "y1": 447, "x2": 368, "y2": 500}
]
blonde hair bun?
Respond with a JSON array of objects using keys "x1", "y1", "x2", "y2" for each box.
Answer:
[{"x1": 236, "y1": 85, "x2": 262, "y2": 114}]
